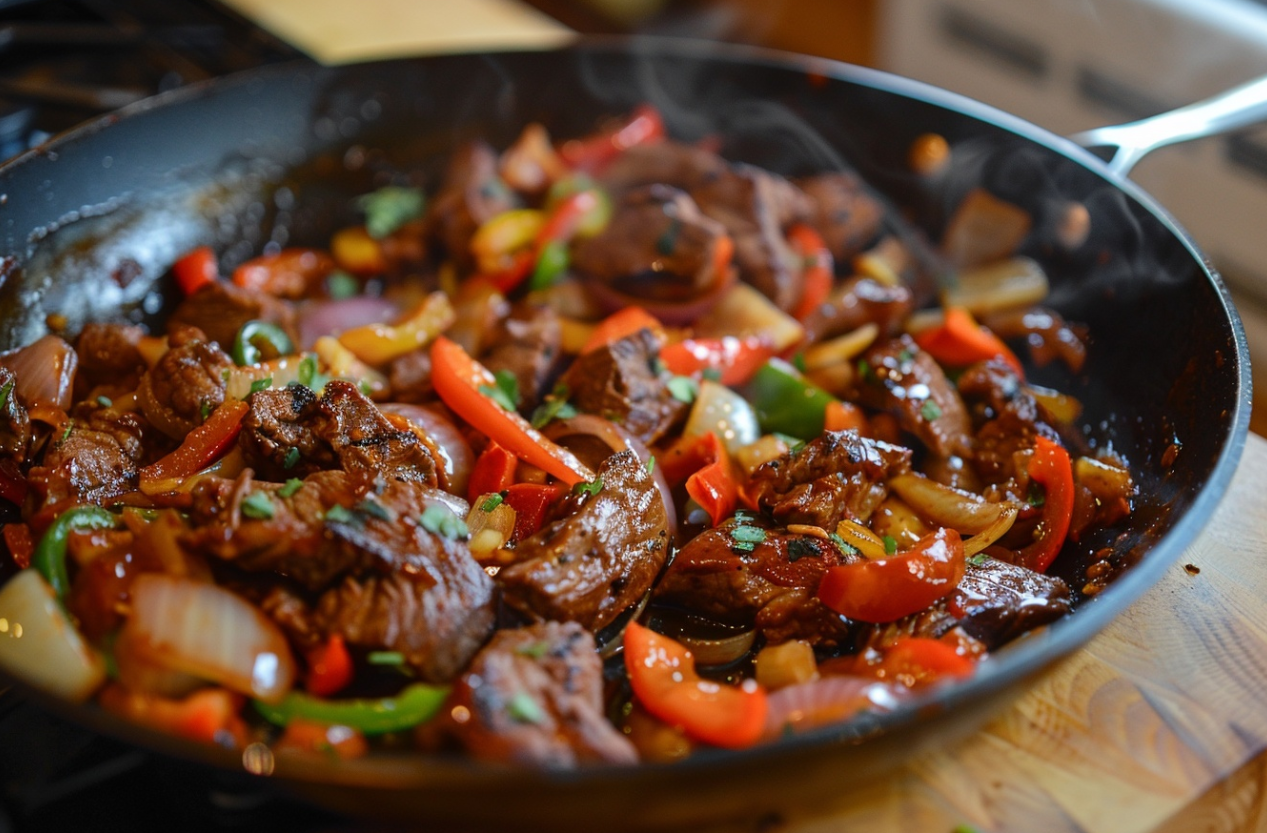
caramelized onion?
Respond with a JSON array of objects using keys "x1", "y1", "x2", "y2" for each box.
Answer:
[
  {"x1": 296, "y1": 296, "x2": 400, "y2": 350},
  {"x1": 889, "y1": 472, "x2": 1008, "y2": 535},
  {"x1": 378, "y1": 403, "x2": 473, "y2": 497},
  {"x1": 678, "y1": 629, "x2": 756, "y2": 666},
  {"x1": 0, "y1": 570, "x2": 106, "y2": 702},
  {"x1": 963, "y1": 503, "x2": 1019, "y2": 557},
  {"x1": 762, "y1": 676, "x2": 904, "y2": 739},
  {"x1": 1, "y1": 334, "x2": 77, "y2": 410}
]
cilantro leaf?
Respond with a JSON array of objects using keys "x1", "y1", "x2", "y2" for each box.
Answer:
[
  {"x1": 829, "y1": 532, "x2": 859, "y2": 556},
  {"x1": 420, "y1": 503, "x2": 470, "y2": 541},
  {"x1": 968, "y1": 552, "x2": 990, "y2": 567},
  {"x1": 278, "y1": 478, "x2": 303, "y2": 498},
  {"x1": 530, "y1": 384, "x2": 577, "y2": 428},
  {"x1": 573, "y1": 476, "x2": 604, "y2": 498},
  {"x1": 249, "y1": 376, "x2": 273, "y2": 394},
  {"x1": 479, "y1": 369, "x2": 521, "y2": 412},
  {"x1": 507, "y1": 691, "x2": 546, "y2": 725},
  {"x1": 356, "y1": 186, "x2": 425, "y2": 239},
  {"x1": 666, "y1": 375, "x2": 696, "y2": 404},
  {"x1": 480, "y1": 493, "x2": 505, "y2": 513},
  {"x1": 241, "y1": 491, "x2": 275, "y2": 520},
  {"x1": 920, "y1": 400, "x2": 943, "y2": 421},
  {"x1": 883, "y1": 535, "x2": 899, "y2": 555}
]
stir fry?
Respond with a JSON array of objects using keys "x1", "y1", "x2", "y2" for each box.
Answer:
[{"x1": 0, "y1": 106, "x2": 1135, "y2": 766}]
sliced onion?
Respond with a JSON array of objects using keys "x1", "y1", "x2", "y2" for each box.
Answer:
[
  {"x1": 683, "y1": 380, "x2": 760, "y2": 455},
  {"x1": 1074, "y1": 456, "x2": 1134, "y2": 506},
  {"x1": 296, "y1": 296, "x2": 400, "y2": 350},
  {"x1": 889, "y1": 472, "x2": 1008, "y2": 535},
  {"x1": 963, "y1": 502, "x2": 1018, "y2": 557},
  {"x1": 802, "y1": 323, "x2": 880, "y2": 371},
  {"x1": 543, "y1": 414, "x2": 678, "y2": 540},
  {"x1": 0, "y1": 570, "x2": 106, "y2": 702},
  {"x1": 679, "y1": 629, "x2": 756, "y2": 666},
  {"x1": 224, "y1": 353, "x2": 316, "y2": 400},
  {"x1": 869, "y1": 494, "x2": 932, "y2": 550},
  {"x1": 114, "y1": 627, "x2": 205, "y2": 699},
  {"x1": 944, "y1": 256, "x2": 1049, "y2": 316},
  {"x1": 464, "y1": 498, "x2": 517, "y2": 561},
  {"x1": 754, "y1": 640, "x2": 818, "y2": 690},
  {"x1": 0, "y1": 334, "x2": 78, "y2": 410},
  {"x1": 834, "y1": 519, "x2": 889, "y2": 560},
  {"x1": 693, "y1": 283, "x2": 804, "y2": 352},
  {"x1": 762, "y1": 676, "x2": 904, "y2": 740},
  {"x1": 378, "y1": 403, "x2": 474, "y2": 498},
  {"x1": 1028, "y1": 384, "x2": 1083, "y2": 425},
  {"x1": 121, "y1": 574, "x2": 295, "y2": 703}
]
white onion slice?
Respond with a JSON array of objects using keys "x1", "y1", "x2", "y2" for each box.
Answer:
[
  {"x1": 889, "y1": 472, "x2": 1008, "y2": 535},
  {"x1": 0, "y1": 570, "x2": 106, "y2": 702},
  {"x1": 0, "y1": 334, "x2": 78, "y2": 410},
  {"x1": 378, "y1": 402, "x2": 474, "y2": 498},
  {"x1": 121, "y1": 574, "x2": 295, "y2": 703},
  {"x1": 678, "y1": 629, "x2": 756, "y2": 666},
  {"x1": 762, "y1": 676, "x2": 904, "y2": 739},
  {"x1": 683, "y1": 380, "x2": 760, "y2": 455},
  {"x1": 963, "y1": 503, "x2": 1019, "y2": 557}
]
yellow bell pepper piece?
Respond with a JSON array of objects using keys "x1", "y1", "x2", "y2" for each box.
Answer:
[{"x1": 337, "y1": 291, "x2": 456, "y2": 366}]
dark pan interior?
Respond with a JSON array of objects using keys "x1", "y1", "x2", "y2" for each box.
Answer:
[{"x1": 0, "y1": 39, "x2": 1249, "y2": 829}]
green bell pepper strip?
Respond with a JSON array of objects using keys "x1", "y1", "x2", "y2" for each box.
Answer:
[
  {"x1": 528, "y1": 239, "x2": 570, "y2": 290},
  {"x1": 232, "y1": 320, "x2": 294, "y2": 366},
  {"x1": 746, "y1": 358, "x2": 836, "y2": 440},
  {"x1": 32, "y1": 505, "x2": 118, "y2": 601},
  {"x1": 253, "y1": 682, "x2": 449, "y2": 735}
]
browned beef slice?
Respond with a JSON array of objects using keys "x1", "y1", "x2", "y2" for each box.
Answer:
[
  {"x1": 855, "y1": 336, "x2": 974, "y2": 459},
  {"x1": 239, "y1": 380, "x2": 437, "y2": 485},
  {"x1": 599, "y1": 140, "x2": 728, "y2": 193},
  {"x1": 857, "y1": 557, "x2": 1071, "y2": 651},
  {"x1": 28, "y1": 409, "x2": 146, "y2": 510},
  {"x1": 559, "y1": 329, "x2": 686, "y2": 446},
  {"x1": 442, "y1": 621, "x2": 638, "y2": 766},
  {"x1": 692, "y1": 164, "x2": 813, "y2": 311},
  {"x1": 655, "y1": 518, "x2": 858, "y2": 647},
  {"x1": 957, "y1": 359, "x2": 1060, "y2": 486},
  {"x1": 570, "y1": 185, "x2": 729, "y2": 303},
  {"x1": 387, "y1": 349, "x2": 433, "y2": 404},
  {"x1": 801, "y1": 275, "x2": 914, "y2": 343},
  {"x1": 75, "y1": 322, "x2": 146, "y2": 389},
  {"x1": 167, "y1": 281, "x2": 296, "y2": 353},
  {"x1": 795, "y1": 171, "x2": 885, "y2": 263},
  {"x1": 499, "y1": 450, "x2": 669, "y2": 631},
  {"x1": 136, "y1": 335, "x2": 233, "y2": 441},
  {"x1": 0, "y1": 367, "x2": 29, "y2": 461},
  {"x1": 480, "y1": 303, "x2": 565, "y2": 412},
  {"x1": 749, "y1": 430, "x2": 912, "y2": 529},
  {"x1": 427, "y1": 140, "x2": 518, "y2": 269}
]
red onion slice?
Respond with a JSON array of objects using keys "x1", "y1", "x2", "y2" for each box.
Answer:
[
  {"x1": 763, "y1": 676, "x2": 905, "y2": 739},
  {"x1": 0, "y1": 334, "x2": 78, "y2": 410},
  {"x1": 296, "y1": 297, "x2": 400, "y2": 350},
  {"x1": 378, "y1": 402, "x2": 473, "y2": 498}
]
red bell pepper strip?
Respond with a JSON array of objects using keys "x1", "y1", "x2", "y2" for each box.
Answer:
[
  {"x1": 1015, "y1": 435, "x2": 1075, "y2": 573},
  {"x1": 913, "y1": 306, "x2": 1024, "y2": 377},
  {"x1": 172, "y1": 246, "x2": 218, "y2": 296},
  {"x1": 503, "y1": 483, "x2": 566, "y2": 541},
  {"x1": 659, "y1": 335, "x2": 775, "y2": 386},
  {"x1": 826, "y1": 636, "x2": 976, "y2": 687},
  {"x1": 430, "y1": 336, "x2": 594, "y2": 487},
  {"x1": 559, "y1": 104, "x2": 665, "y2": 172},
  {"x1": 275, "y1": 717, "x2": 368, "y2": 760},
  {"x1": 232, "y1": 248, "x2": 335, "y2": 298},
  {"x1": 817, "y1": 527, "x2": 966, "y2": 623},
  {"x1": 467, "y1": 441, "x2": 519, "y2": 503},
  {"x1": 624, "y1": 621, "x2": 767, "y2": 749},
  {"x1": 99, "y1": 684, "x2": 247, "y2": 746},
  {"x1": 304, "y1": 635, "x2": 353, "y2": 698},
  {"x1": 0, "y1": 457, "x2": 27, "y2": 506},
  {"x1": 138, "y1": 399, "x2": 249, "y2": 495},
  {"x1": 483, "y1": 249, "x2": 537, "y2": 295},
  {"x1": 788, "y1": 224, "x2": 834, "y2": 320},
  {"x1": 657, "y1": 432, "x2": 738, "y2": 527},
  {"x1": 580, "y1": 306, "x2": 665, "y2": 355},
  {"x1": 480, "y1": 191, "x2": 608, "y2": 295},
  {"x1": 823, "y1": 400, "x2": 869, "y2": 434},
  {"x1": 3, "y1": 522, "x2": 32, "y2": 569}
]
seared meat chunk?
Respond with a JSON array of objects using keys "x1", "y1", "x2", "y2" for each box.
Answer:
[
  {"x1": 428, "y1": 140, "x2": 518, "y2": 270},
  {"x1": 136, "y1": 333, "x2": 233, "y2": 441},
  {"x1": 858, "y1": 556, "x2": 1071, "y2": 651},
  {"x1": 239, "y1": 380, "x2": 437, "y2": 485},
  {"x1": 570, "y1": 185, "x2": 730, "y2": 305},
  {"x1": 167, "y1": 281, "x2": 296, "y2": 352},
  {"x1": 748, "y1": 430, "x2": 912, "y2": 529},
  {"x1": 795, "y1": 171, "x2": 885, "y2": 263},
  {"x1": 441, "y1": 621, "x2": 638, "y2": 766},
  {"x1": 75, "y1": 322, "x2": 146, "y2": 390},
  {"x1": 855, "y1": 336, "x2": 974, "y2": 459},
  {"x1": 599, "y1": 140, "x2": 728, "y2": 194},
  {"x1": 957, "y1": 359, "x2": 1058, "y2": 486},
  {"x1": 560, "y1": 329, "x2": 686, "y2": 445},
  {"x1": 28, "y1": 408, "x2": 147, "y2": 513},
  {"x1": 801, "y1": 276, "x2": 914, "y2": 343},
  {"x1": 387, "y1": 349, "x2": 433, "y2": 404},
  {"x1": 480, "y1": 303, "x2": 565, "y2": 412},
  {"x1": 655, "y1": 518, "x2": 858, "y2": 647},
  {"x1": 499, "y1": 450, "x2": 669, "y2": 631},
  {"x1": 0, "y1": 367, "x2": 30, "y2": 461}
]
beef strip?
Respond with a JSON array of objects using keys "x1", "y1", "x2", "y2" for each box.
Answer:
[
  {"x1": 856, "y1": 556, "x2": 1071, "y2": 651},
  {"x1": 570, "y1": 184, "x2": 730, "y2": 304},
  {"x1": 75, "y1": 322, "x2": 146, "y2": 390},
  {"x1": 599, "y1": 140, "x2": 728, "y2": 194},
  {"x1": 28, "y1": 407, "x2": 147, "y2": 513},
  {"x1": 387, "y1": 349, "x2": 433, "y2": 404},
  {"x1": 748, "y1": 430, "x2": 912, "y2": 529},
  {"x1": 795, "y1": 171, "x2": 885, "y2": 263},
  {"x1": 427, "y1": 140, "x2": 519, "y2": 270},
  {"x1": 654, "y1": 518, "x2": 859, "y2": 647},
  {"x1": 559, "y1": 329, "x2": 686, "y2": 446},
  {"x1": 800, "y1": 275, "x2": 914, "y2": 343},
  {"x1": 238, "y1": 380, "x2": 437, "y2": 485},
  {"x1": 499, "y1": 450, "x2": 669, "y2": 631},
  {"x1": 441, "y1": 621, "x2": 637, "y2": 766},
  {"x1": 167, "y1": 281, "x2": 296, "y2": 353},
  {"x1": 480, "y1": 302, "x2": 565, "y2": 413},
  {"x1": 957, "y1": 359, "x2": 1059, "y2": 486},
  {"x1": 0, "y1": 367, "x2": 30, "y2": 462},
  {"x1": 854, "y1": 335, "x2": 974, "y2": 459},
  {"x1": 136, "y1": 333, "x2": 233, "y2": 442}
]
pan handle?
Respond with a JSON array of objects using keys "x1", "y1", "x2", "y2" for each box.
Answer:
[{"x1": 1069, "y1": 74, "x2": 1267, "y2": 177}]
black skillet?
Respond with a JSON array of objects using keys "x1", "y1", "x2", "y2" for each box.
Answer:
[{"x1": 0, "y1": 37, "x2": 1250, "y2": 830}]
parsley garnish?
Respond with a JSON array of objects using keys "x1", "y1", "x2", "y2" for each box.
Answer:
[
  {"x1": 1027, "y1": 482, "x2": 1046, "y2": 508},
  {"x1": 356, "y1": 498, "x2": 394, "y2": 522},
  {"x1": 530, "y1": 384, "x2": 577, "y2": 428},
  {"x1": 645, "y1": 456, "x2": 656, "y2": 474},
  {"x1": 792, "y1": 352, "x2": 807, "y2": 373},
  {"x1": 829, "y1": 532, "x2": 859, "y2": 556},
  {"x1": 478, "y1": 369, "x2": 521, "y2": 412},
  {"x1": 787, "y1": 537, "x2": 818, "y2": 562},
  {"x1": 283, "y1": 447, "x2": 301, "y2": 470},
  {"x1": 666, "y1": 375, "x2": 696, "y2": 403},
  {"x1": 480, "y1": 493, "x2": 505, "y2": 513},
  {"x1": 249, "y1": 377, "x2": 273, "y2": 394},
  {"x1": 367, "y1": 650, "x2": 406, "y2": 667},
  {"x1": 199, "y1": 400, "x2": 212, "y2": 421},
  {"x1": 420, "y1": 503, "x2": 470, "y2": 541},
  {"x1": 573, "y1": 476, "x2": 604, "y2": 498},
  {"x1": 325, "y1": 270, "x2": 359, "y2": 300},
  {"x1": 356, "y1": 186, "x2": 425, "y2": 239},
  {"x1": 241, "y1": 491, "x2": 275, "y2": 520},
  {"x1": 732, "y1": 525, "x2": 767, "y2": 544},
  {"x1": 514, "y1": 640, "x2": 551, "y2": 659},
  {"x1": 701, "y1": 367, "x2": 722, "y2": 382},
  {"x1": 920, "y1": 400, "x2": 942, "y2": 421},
  {"x1": 278, "y1": 478, "x2": 303, "y2": 498},
  {"x1": 883, "y1": 535, "x2": 898, "y2": 555},
  {"x1": 858, "y1": 359, "x2": 874, "y2": 382},
  {"x1": 96, "y1": 395, "x2": 113, "y2": 408},
  {"x1": 968, "y1": 552, "x2": 990, "y2": 567},
  {"x1": 0, "y1": 380, "x2": 13, "y2": 410},
  {"x1": 324, "y1": 504, "x2": 356, "y2": 524},
  {"x1": 59, "y1": 419, "x2": 74, "y2": 445},
  {"x1": 507, "y1": 691, "x2": 546, "y2": 725}
]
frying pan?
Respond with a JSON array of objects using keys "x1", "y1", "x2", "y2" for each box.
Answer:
[{"x1": 0, "y1": 37, "x2": 1250, "y2": 830}]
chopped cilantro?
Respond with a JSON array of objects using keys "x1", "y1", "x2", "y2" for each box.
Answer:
[
  {"x1": 96, "y1": 395, "x2": 113, "y2": 408},
  {"x1": 731, "y1": 525, "x2": 767, "y2": 545},
  {"x1": 1027, "y1": 482, "x2": 1046, "y2": 508},
  {"x1": 530, "y1": 384, "x2": 577, "y2": 428},
  {"x1": 666, "y1": 375, "x2": 696, "y2": 403},
  {"x1": 283, "y1": 447, "x2": 301, "y2": 470},
  {"x1": 920, "y1": 400, "x2": 943, "y2": 421},
  {"x1": 858, "y1": 359, "x2": 874, "y2": 382},
  {"x1": 883, "y1": 535, "x2": 898, "y2": 555},
  {"x1": 733, "y1": 509, "x2": 756, "y2": 523},
  {"x1": 324, "y1": 504, "x2": 357, "y2": 524},
  {"x1": 367, "y1": 650, "x2": 406, "y2": 667},
  {"x1": 59, "y1": 419, "x2": 74, "y2": 445},
  {"x1": 573, "y1": 476, "x2": 604, "y2": 498},
  {"x1": 249, "y1": 377, "x2": 273, "y2": 394},
  {"x1": 514, "y1": 640, "x2": 551, "y2": 659},
  {"x1": 480, "y1": 493, "x2": 505, "y2": 513},
  {"x1": 792, "y1": 352, "x2": 807, "y2": 373},
  {"x1": 650, "y1": 356, "x2": 667, "y2": 376},
  {"x1": 772, "y1": 432, "x2": 806, "y2": 455},
  {"x1": 655, "y1": 216, "x2": 682, "y2": 255},
  {"x1": 645, "y1": 456, "x2": 656, "y2": 474},
  {"x1": 898, "y1": 348, "x2": 914, "y2": 365},
  {"x1": 787, "y1": 537, "x2": 818, "y2": 562},
  {"x1": 968, "y1": 552, "x2": 990, "y2": 567},
  {"x1": 356, "y1": 498, "x2": 394, "y2": 522},
  {"x1": 507, "y1": 691, "x2": 546, "y2": 725},
  {"x1": 200, "y1": 400, "x2": 213, "y2": 421},
  {"x1": 0, "y1": 380, "x2": 13, "y2": 410},
  {"x1": 241, "y1": 491, "x2": 275, "y2": 520},
  {"x1": 325, "y1": 270, "x2": 359, "y2": 300},
  {"x1": 701, "y1": 367, "x2": 722, "y2": 382},
  {"x1": 278, "y1": 478, "x2": 304, "y2": 498},
  {"x1": 356, "y1": 186, "x2": 425, "y2": 239},
  {"x1": 829, "y1": 532, "x2": 859, "y2": 556},
  {"x1": 478, "y1": 369, "x2": 521, "y2": 412},
  {"x1": 420, "y1": 503, "x2": 469, "y2": 541}
]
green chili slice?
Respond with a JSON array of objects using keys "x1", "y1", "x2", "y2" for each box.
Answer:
[
  {"x1": 32, "y1": 506, "x2": 118, "y2": 600},
  {"x1": 253, "y1": 683, "x2": 449, "y2": 735},
  {"x1": 232, "y1": 320, "x2": 294, "y2": 367}
]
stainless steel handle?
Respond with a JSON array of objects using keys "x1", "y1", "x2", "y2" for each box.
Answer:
[{"x1": 1069, "y1": 74, "x2": 1267, "y2": 177}]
